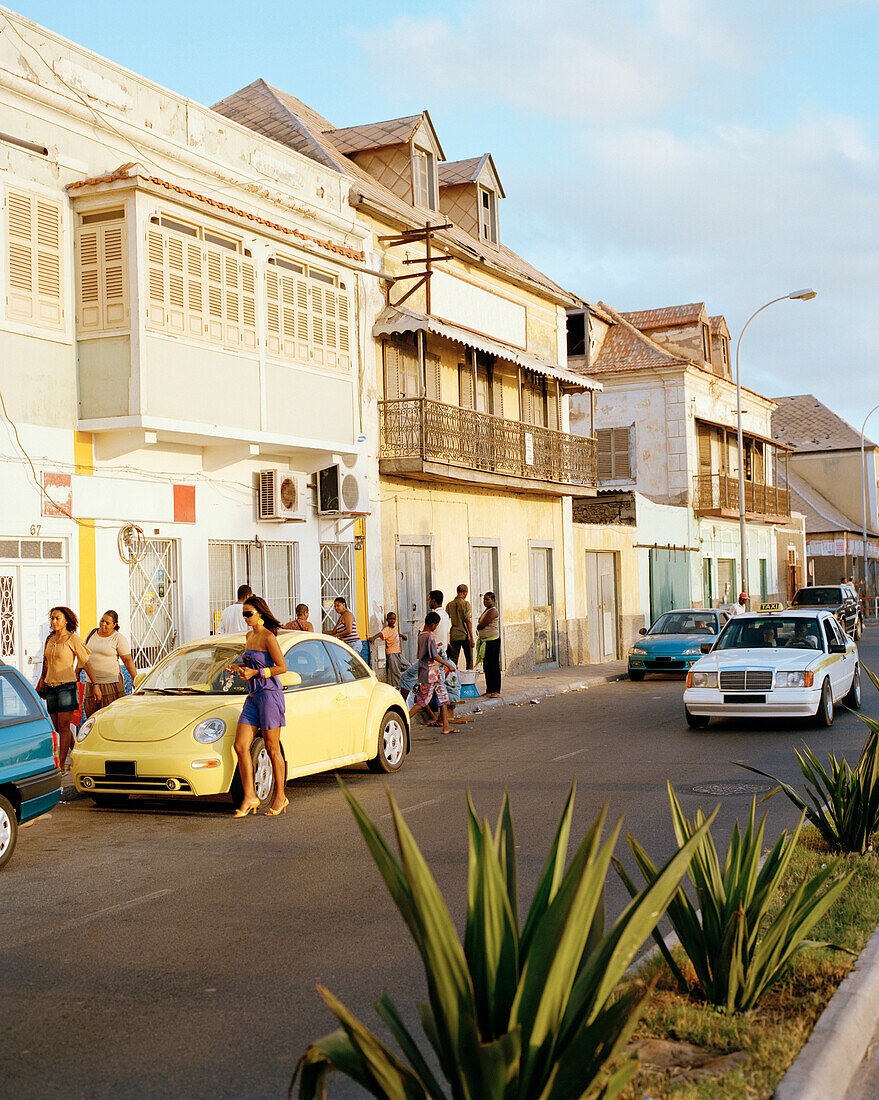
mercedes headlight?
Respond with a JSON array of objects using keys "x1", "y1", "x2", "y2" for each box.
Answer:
[
  {"x1": 778, "y1": 671, "x2": 807, "y2": 688},
  {"x1": 631, "y1": 646, "x2": 647, "y2": 655},
  {"x1": 74, "y1": 716, "x2": 96, "y2": 743},
  {"x1": 193, "y1": 718, "x2": 226, "y2": 744},
  {"x1": 691, "y1": 672, "x2": 717, "y2": 688}
]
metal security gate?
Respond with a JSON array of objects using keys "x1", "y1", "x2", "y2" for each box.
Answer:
[
  {"x1": 130, "y1": 539, "x2": 178, "y2": 669},
  {"x1": 320, "y1": 543, "x2": 353, "y2": 631},
  {"x1": 208, "y1": 541, "x2": 298, "y2": 632}
]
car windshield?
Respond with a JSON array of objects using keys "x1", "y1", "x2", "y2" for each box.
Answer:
[
  {"x1": 138, "y1": 643, "x2": 247, "y2": 695},
  {"x1": 715, "y1": 617, "x2": 823, "y2": 651},
  {"x1": 792, "y1": 588, "x2": 841, "y2": 606},
  {"x1": 648, "y1": 613, "x2": 717, "y2": 636}
]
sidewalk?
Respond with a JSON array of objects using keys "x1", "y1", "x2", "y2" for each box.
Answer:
[{"x1": 452, "y1": 659, "x2": 628, "y2": 716}]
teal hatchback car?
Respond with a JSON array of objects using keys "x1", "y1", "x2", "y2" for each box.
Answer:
[
  {"x1": 0, "y1": 663, "x2": 62, "y2": 869},
  {"x1": 628, "y1": 609, "x2": 730, "y2": 681}
]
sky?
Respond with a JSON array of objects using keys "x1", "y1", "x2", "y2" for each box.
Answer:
[{"x1": 11, "y1": 0, "x2": 879, "y2": 430}]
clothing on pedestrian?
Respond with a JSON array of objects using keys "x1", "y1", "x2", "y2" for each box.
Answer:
[
  {"x1": 217, "y1": 602, "x2": 248, "y2": 634},
  {"x1": 483, "y1": 638, "x2": 502, "y2": 695},
  {"x1": 433, "y1": 607, "x2": 451, "y2": 650},
  {"x1": 415, "y1": 662, "x2": 449, "y2": 708},
  {"x1": 83, "y1": 677, "x2": 125, "y2": 717},
  {"x1": 386, "y1": 651, "x2": 404, "y2": 689},
  {"x1": 447, "y1": 637, "x2": 473, "y2": 669},
  {"x1": 381, "y1": 624, "x2": 402, "y2": 654},
  {"x1": 399, "y1": 660, "x2": 460, "y2": 705},
  {"x1": 477, "y1": 606, "x2": 500, "y2": 641},
  {"x1": 238, "y1": 648, "x2": 286, "y2": 730},
  {"x1": 43, "y1": 682, "x2": 79, "y2": 715},
  {"x1": 416, "y1": 629, "x2": 441, "y2": 683},
  {"x1": 446, "y1": 596, "x2": 472, "y2": 641},
  {"x1": 85, "y1": 629, "x2": 132, "y2": 683},
  {"x1": 44, "y1": 632, "x2": 90, "y2": 686}
]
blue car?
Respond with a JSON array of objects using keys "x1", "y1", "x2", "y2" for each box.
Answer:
[
  {"x1": 0, "y1": 663, "x2": 62, "y2": 870},
  {"x1": 628, "y1": 609, "x2": 730, "y2": 681}
]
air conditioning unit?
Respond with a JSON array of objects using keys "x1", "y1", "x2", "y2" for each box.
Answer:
[
  {"x1": 317, "y1": 454, "x2": 370, "y2": 516},
  {"x1": 256, "y1": 470, "x2": 307, "y2": 522}
]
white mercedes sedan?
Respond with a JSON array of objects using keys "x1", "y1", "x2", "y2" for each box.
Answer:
[{"x1": 683, "y1": 609, "x2": 860, "y2": 729}]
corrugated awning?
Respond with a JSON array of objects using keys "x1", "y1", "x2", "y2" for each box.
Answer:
[
  {"x1": 695, "y1": 415, "x2": 794, "y2": 453},
  {"x1": 372, "y1": 305, "x2": 601, "y2": 393}
]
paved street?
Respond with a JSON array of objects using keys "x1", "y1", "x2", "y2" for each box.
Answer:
[{"x1": 3, "y1": 628, "x2": 879, "y2": 1099}]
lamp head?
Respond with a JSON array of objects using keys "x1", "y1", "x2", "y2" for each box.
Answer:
[{"x1": 789, "y1": 288, "x2": 817, "y2": 300}]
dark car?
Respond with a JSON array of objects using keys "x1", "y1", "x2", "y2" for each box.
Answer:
[
  {"x1": 790, "y1": 585, "x2": 862, "y2": 639},
  {"x1": 0, "y1": 664, "x2": 62, "y2": 869}
]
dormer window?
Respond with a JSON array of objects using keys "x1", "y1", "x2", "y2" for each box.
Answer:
[
  {"x1": 479, "y1": 186, "x2": 498, "y2": 244},
  {"x1": 413, "y1": 147, "x2": 437, "y2": 211},
  {"x1": 701, "y1": 323, "x2": 711, "y2": 362},
  {"x1": 720, "y1": 336, "x2": 729, "y2": 370}
]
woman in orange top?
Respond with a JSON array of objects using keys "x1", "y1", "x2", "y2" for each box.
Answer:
[{"x1": 37, "y1": 606, "x2": 101, "y2": 771}]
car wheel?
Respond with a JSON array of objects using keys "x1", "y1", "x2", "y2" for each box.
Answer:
[
  {"x1": 230, "y1": 736, "x2": 277, "y2": 811},
  {"x1": 368, "y1": 711, "x2": 407, "y2": 774},
  {"x1": 90, "y1": 793, "x2": 130, "y2": 808},
  {"x1": 0, "y1": 794, "x2": 18, "y2": 871},
  {"x1": 685, "y1": 708, "x2": 710, "y2": 730},
  {"x1": 856, "y1": 618, "x2": 864, "y2": 641},
  {"x1": 814, "y1": 680, "x2": 834, "y2": 727},
  {"x1": 628, "y1": 669, "x2": 645, "y2": 682},
  {"x1": 845, "y1": 665, "x2": 862, "y2": 710}
]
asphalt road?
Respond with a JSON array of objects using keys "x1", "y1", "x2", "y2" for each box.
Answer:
[{"x1": 3, "y1": 627, "x2": 879, "y2": 1099}]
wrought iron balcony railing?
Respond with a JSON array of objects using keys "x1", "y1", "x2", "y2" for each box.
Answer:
[
  {"x1": 693, "y1": 473, "x2": 791, "y2": 520},
  {"x1": 379, "y1": 397, "x2": 597, "y2": 488}
]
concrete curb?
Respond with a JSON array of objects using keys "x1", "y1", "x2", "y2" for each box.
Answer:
[
  {"x1": 454, "y1": 671, "x2": 627, "y2": 717},
  {"x1": 774, "y1": 920, "x2": 879, "y2": 1099}
]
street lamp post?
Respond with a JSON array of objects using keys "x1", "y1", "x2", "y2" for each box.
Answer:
[
  {"x1": 734, "y1": 289, "x2": 817, "y2": 602},
  {"x1": 860, "y1": 404, "x2": 879, "y2": 598}
]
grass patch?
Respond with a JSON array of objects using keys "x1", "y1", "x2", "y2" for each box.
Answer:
[{"x1": 619, "y1": 828, "x2": 879, "y2": 1099}]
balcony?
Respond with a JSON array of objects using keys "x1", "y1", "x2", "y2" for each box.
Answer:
[
  {"x1": 693, "y1": 473, "x2": 791, "y2": 523},
  {"x1": 379, "y1": 398, "x2": 597, "y2": 496}
]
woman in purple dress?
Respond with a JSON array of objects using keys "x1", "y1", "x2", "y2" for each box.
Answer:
[{"x1": 226, "y1": 596, "x2": 288, "y2": 817}]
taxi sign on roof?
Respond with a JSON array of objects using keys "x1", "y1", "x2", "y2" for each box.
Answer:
[{"x1": 759, "y1": 602, "x2": 784, "y2": 612}]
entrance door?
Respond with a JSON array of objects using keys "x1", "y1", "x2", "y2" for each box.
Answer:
[
  {"x1": 530, "y1": 546, "x2": 556, "y2": 666},
  {"x1": 717, "y1": 558, "x2": 736, "y2": 606},
  {"x1": 129, "y1": 539, "x2": 179, "y2": 670},
  {"x1": 585, "y1": 552, "x2": 619, "y2": 662},
  {"x1": 397, "y1": 545, "x2": 429, "y2": 665},
  {"x1": 0, "y1": 567, "x2": 67, "y2": 680},
  {"x1": 0, "y1": 572, "x2": 17, "y2": 670},
  {"x1": 470, "y1": 545, "x2": 501, "y2": 660},
  {"x1": 649, "y1": 549, "x2": 691, "y2": 624},
  {"x1": 702, "y1": 558, "x2": 713, "y2": 607}
]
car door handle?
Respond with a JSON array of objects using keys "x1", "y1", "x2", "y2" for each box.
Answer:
[{"x1": 335, "y1": 692, "x2": 348, "y2": 705}]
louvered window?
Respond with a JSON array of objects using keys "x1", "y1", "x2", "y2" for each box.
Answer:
[
  {"x1": 146, "y1": 224, "x2": 256, "y2": 351},
  {"x1": 491, "y1": 372, "x2": 504, "y2": 418},
  {"x1": 76, "y1": 213, "x2": 127, "y2": 331},
  {"x1": 6, "y1": 188, "x2": 63, "y2": 327},
  {"x1": 265, "y1": 261, "x2": 351, "y2": 371},
  {"x1": 596, "y1": 427, "x2": 633, "y2": 481},
  {"x1": 458, "y1": 363, "x2": 474, "y2": 409},
  {"x1": 425, "y1": 353, "x2": 441, "y2": 401}
]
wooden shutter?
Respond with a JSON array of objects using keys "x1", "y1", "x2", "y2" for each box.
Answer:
[
  {"x1": 596, "y1": 428, "x2": 613, "y2": 480},
  {"x1": 425, "y1": 353, "x2": 441, "y2": 401},
  {"x1": 185, "y1": 241, "x2": 204, "y2": 338},
  {"x1": 458, "y1": 363, "x2": 474, "y2": 408},
  {"x1": 546, "y1": 382, "x2": 559, "y2": 430},
  {"x1": 6, "y1": 189, "x2": 62, "y2": 327},
  {"x1": 337, "y1": 289, "x2": 350, "y2": 368},
  {"x1": 491, "y1": 371, "x2": 504, "y2": 418},
  {"x1": 697, "y1": 424, "x2": 712, "y2": 473},
  {"x1": 384, "y1": 340, "x2": 402, "y2": 399},
  {"x1": 77, "y1": 221, "x2": 127, "y2": 331},
  {"x1": 266, "y1": 268, "x2": 282, "y2": 355},
  {"x1": 205, "y1": 248, "x2": 223, "y2": 343},
  {"x1": 612, "y1": 427, "x2": 631, "y2": 479},
  {"x1": 241, "y1": 258, "x2": 257, "y2": 349}
]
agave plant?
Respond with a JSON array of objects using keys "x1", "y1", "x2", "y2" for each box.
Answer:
[
  {"x1": 614, "y1": 783, "x2": 852, "y2": 1013},
  {"x1": 739, "y1": 671, "x2": 879, "y2": 855},
  {"x1": 290, "y1": 781, "x2": 713, "y2": 1100}
]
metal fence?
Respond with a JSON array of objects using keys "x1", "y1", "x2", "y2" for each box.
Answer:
[
  {"x1": 379, "y1": 397, "x2": 597, "y2": 487},
  {"x1": 692, "y1": 473, "x2": 791, "y2": 519}
]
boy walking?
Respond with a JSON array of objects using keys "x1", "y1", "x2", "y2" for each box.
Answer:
[
  {"x1": 370, "y1": 612, "x2": 407, "y2": 690},
  {"x1": 410, "y1": 612, "x2": 459, "y2": 735}
]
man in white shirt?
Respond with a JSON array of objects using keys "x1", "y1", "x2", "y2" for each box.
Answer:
[
  {"x1": 428, "y1": 589, "x2": 451, "y2": 650},
  {"x1": 728, "y1": 591, "x2": 749, "y2": 617},
  {"x1": 217, "y1": 584, "x2": 252, "y2": 634}
]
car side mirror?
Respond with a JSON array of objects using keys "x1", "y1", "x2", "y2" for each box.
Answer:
[
  {"x1": 278, "y1": 671, "x2": 302, "y2": 689},
  {"x1": 828, "y1": 642, "x2": 846, "y2": 654},
  {"x1": 639, "y1": 627, "x2": 648, "y2": 636},
  {"x1": 700, "y1": 641, "x2": 713, "y2": 654}
]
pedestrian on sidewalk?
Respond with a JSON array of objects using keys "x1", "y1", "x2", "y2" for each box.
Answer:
[
  {"x1": 37, "y1": 606, "x2": 101, "y2": 771},
  {"x1": 446, "y1": 584, "x2": 475, "y2": 669},
  {"x1": 81, "y1": 610, "x2": 138, "y2": 716},
  {"x1": 285, "y1": 604, "x2": 313, "y2": 631},
  {"x1": 217, "y1": 584, "x2": 252, "y2": 634},
  {"x1": 410, "y1": 612, "x2": 459, "y2": 735},
  {"x1": 428, "y1": 590, "x2": 451, "y2": 652},
  {"x1": 728, "y1": 592, "x2": 748, "y2": 616},
  {"x1": 478, "y1": 591, "x2": 502, "y2": 698},
  {"x1": 369, "y1": 612, "x2": 406, "y2": 690},
  {"x1": 226, "y1": 595, "x2": 288, "y2": 818}
]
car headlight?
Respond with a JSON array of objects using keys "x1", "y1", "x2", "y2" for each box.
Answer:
[
  {"x1": 630, "y1": 647, "x2": 647, "y2": 655},
  {"x1": 690, "y1": 672, "x2": 718, "y2": 688},
  {"x1": 74, "y1": 716, "x2": 96, "y2": 743},
  {"x1": 193, "y1": 718, "x2": 226, "y2": 744},
  {"x1": 778, "y1": 671, "x2": 814, "y2": 688},
  {"x1": 683, "y1": 648, "x2": 703, "y2": 656}
]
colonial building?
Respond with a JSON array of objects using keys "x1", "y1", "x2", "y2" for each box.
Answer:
[
  {"x1": 214, "y1": 82, "x2": 601, "y2": 672},
  {"x1": 772, "y1": 394, "x2": 879, "y2": 591},
  {"x1": 0, "y1": 10, "x2": 374, "y2": 679},
  {"x1": 567, "y1": 300, "x2": 805, "y2": 622}
]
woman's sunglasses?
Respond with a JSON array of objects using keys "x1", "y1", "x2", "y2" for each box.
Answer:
[{"x1": 242, "y1": 609, "x2": 256, "y2": 618}]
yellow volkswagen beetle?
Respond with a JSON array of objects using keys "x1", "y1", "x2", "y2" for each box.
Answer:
[{"x1": 70, "y1": 632, "x2": 409, "y2": 810}]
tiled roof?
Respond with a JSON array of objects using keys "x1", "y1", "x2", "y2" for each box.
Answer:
[
  {"x1": 66, "y1": 162, "x2": 365, "y2": 260},
  {"x1": 212, "y1": 81, "x2": 573, "y2": 303},
  {"x1": 708, "y1": 315, "x2": 729, "y2": 337},
  {"x1": 583, "y1": 302, "x2": 689, "y2": 374},
  {"x1": 438, "y1": 156, "x2": 486, "y2": 186},
  {"x1": 621, "y1": 303, "x2": 706, "y2": 330},
  {"x1": 782, "y1": 467, "x2": 872, "y2": 535},
  {"x1": 771, "y1": 394, "x2": 874, "y2": 452},
  {"x1": 324, "y1": 116, "x2": 422, "y2": 155}
]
